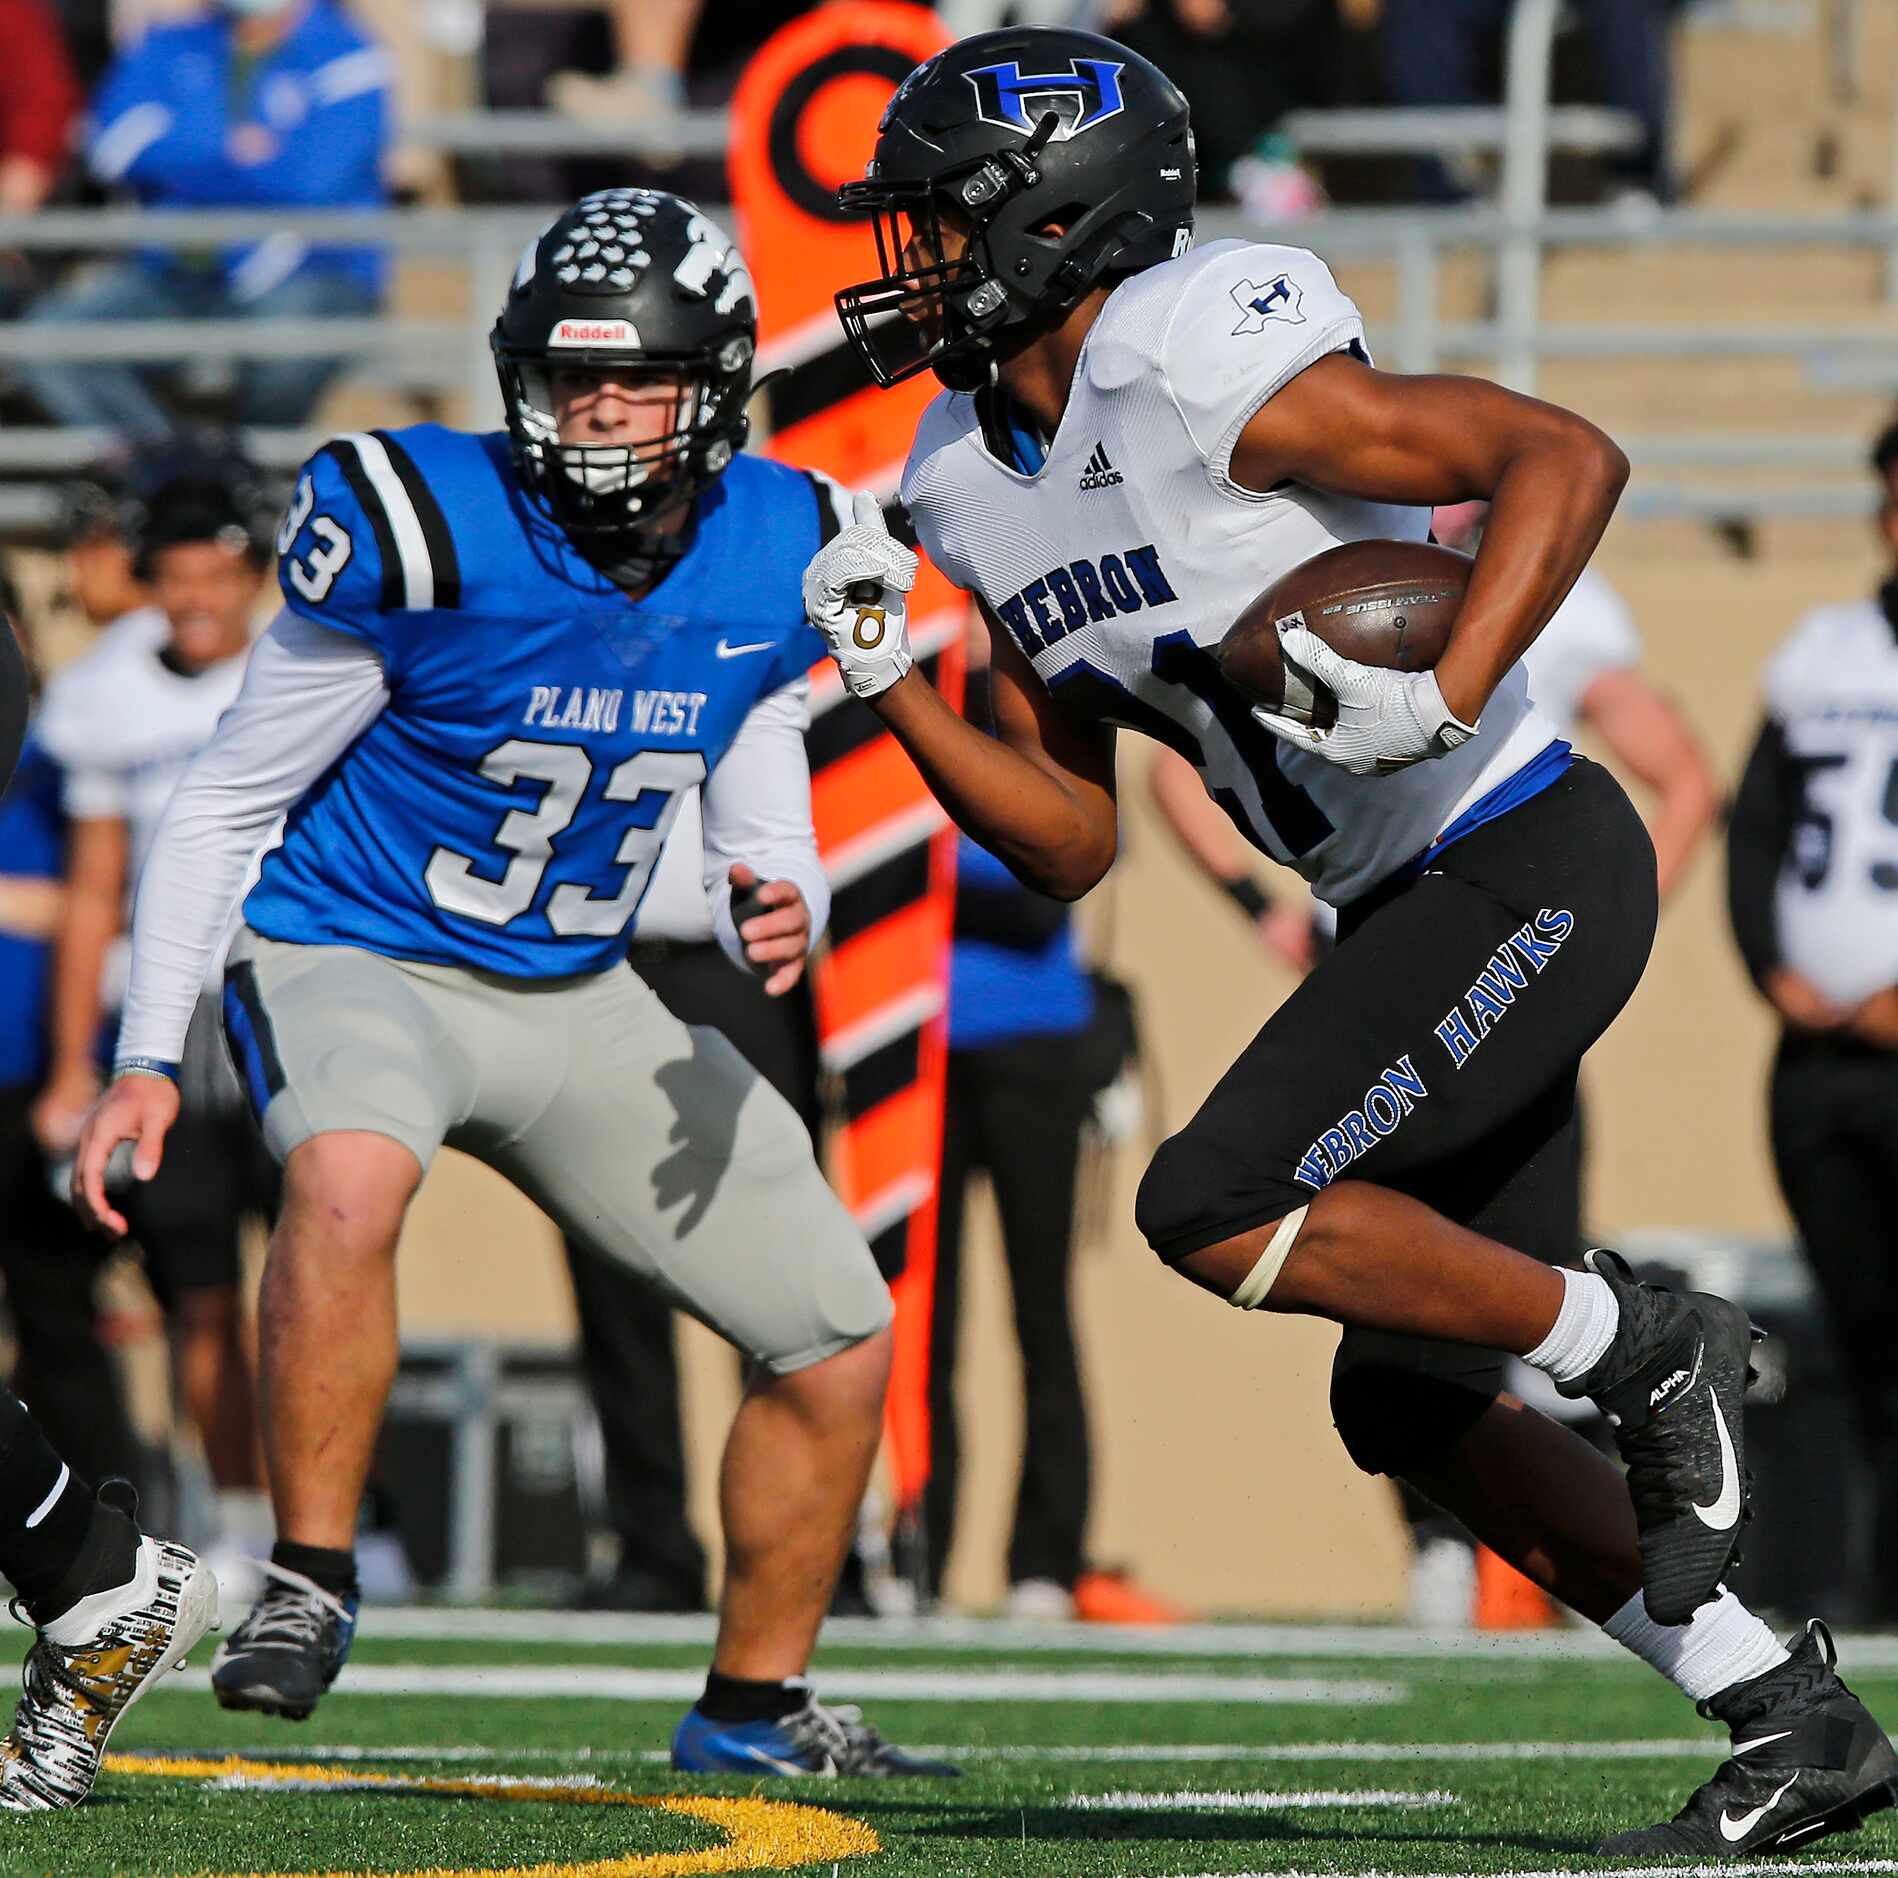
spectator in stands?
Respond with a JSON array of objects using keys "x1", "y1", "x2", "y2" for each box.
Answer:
[
  {"x1": 484, "y1": 0, "x2": 800, "y2": 205},
  {"x1": 44, "y1": 0, "x2": 112, "y2": 94},
  {"x1": 0, "y1": 571, "x2": 144, "y2": 1498},
  {"x1": 54, "y1": 458, "x2": 156, "y2": 641},
  {"x1": 19, "y1": 0, "x2": 391, "y2": 442},
  {"x1": 0, "y1": 0, "x2": 80, "y2": 215},
  {"x1": 548, "y1": 0, "x2": 703, "y2": 154},
  {"x1": 1727, "y1": 417, "x2": 1898, "y2": 1625},
  {"x1": 1105, "y1": 0, "x2": 1338, "y2": 208},
  {"x1": 1380, "y1": 0, "x2": 1675, "y2": 207}
]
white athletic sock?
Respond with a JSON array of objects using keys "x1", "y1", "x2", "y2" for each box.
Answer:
[
  {"x1": 41, "y1": 1535, "x2": 156, "y2": 1649},
  {"x1": 1604, "y1": 1589, "x2": 1789, "y2": 1703},
  {"x1": 216, "y1": 1488, "x2": 275, "y2": 1552},
  {"x1": 1520, "y1": 1267, "x2": 1619, "y2": 1385}
]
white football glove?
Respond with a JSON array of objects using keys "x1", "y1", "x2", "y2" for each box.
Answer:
[
  {"x1": 1254, "y1": 622, "x2": 1477, "y2": 777},
  {"x1": 802, "y1": 491, "x2": 919, "y2": 701}
]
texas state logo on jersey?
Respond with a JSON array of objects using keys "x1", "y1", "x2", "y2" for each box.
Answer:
[
  {"x1": 900, "y1": 239, "x2": 1558, "y2": 907},
  {"x1": 245, "y1": 424, "x2": 829, "y2": 976}
]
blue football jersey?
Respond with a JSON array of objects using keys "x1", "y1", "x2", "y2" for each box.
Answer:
[{"x1": 245, "y1": 425, "x2": 830, "y2": 976}]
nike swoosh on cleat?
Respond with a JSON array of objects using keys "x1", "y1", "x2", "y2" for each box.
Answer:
[
  {"x1": 723, "y1": 1739, "x2": 823, "y2": 1777},
  {"x1": 716, "y1": 638, "x2": 773, "y2": 658},
  {"x1": 1692, "y1": 1391, "x2": 1742, "y2": 1530},
  {"x1": 1731, "y1": 1731, "x2": 1793, "y2": 1757},
  {"x1": 1720, "y1": 1772, "x2": 1799, "y2": 1842}
]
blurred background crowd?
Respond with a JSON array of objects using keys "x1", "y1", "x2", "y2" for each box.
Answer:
[{"x1": 1, "y1": 0, "x2": 1896, "y2": 1635}]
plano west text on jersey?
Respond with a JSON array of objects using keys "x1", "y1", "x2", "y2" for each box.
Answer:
[{"x1": 522, "y1": 686, "x2": 709, "y2": 737}]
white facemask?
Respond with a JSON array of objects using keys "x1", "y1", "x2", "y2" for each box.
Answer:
[{"x1": 220, "y1": 0, "x2": 297, "y2": 19}]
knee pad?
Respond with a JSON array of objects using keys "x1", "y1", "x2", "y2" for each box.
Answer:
[
  {"x1": 1329, "y1": 1350, "x2": 1499, "y2": 1478},
  {"x1": 1136, "y1": 1131, "x2": 1311, "y2": 1266}
]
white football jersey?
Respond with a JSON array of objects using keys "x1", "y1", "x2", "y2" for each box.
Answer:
[
  {"x1": 1521, "y1": 566, "x2": 1641, "y2": 742},
  {"x1": 38, "y1": 624, "x2": 252, "y2": 882},
  {"x1": 901, "y1": 239, "x2": 1558, "y2": 906},
  {"x1": 1764, "y1": 597, "x2": 1898, "y2": 1004}
]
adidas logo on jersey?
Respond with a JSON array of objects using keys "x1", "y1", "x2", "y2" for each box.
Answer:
[{"x1": 1078, "y1": 444, "x2": 1123, "y2": 491}]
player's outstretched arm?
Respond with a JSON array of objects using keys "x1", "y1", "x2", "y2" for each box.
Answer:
[
  {"x1": 1232, "y1": 355, "x2": 1629, "y2": 728},
  {"x1": 804, "y1": 497, "x2": 1117, "y2": 901}
]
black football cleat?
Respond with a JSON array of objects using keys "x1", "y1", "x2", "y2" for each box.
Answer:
[
  {"x1": 211, "y1": 1561, "x2": 357, "y2": 1721},
  {"x1": 1600, "y1": 1620, "x2": 1898, "y2": 1857},
  {"x1": 1560, "y1": 1248, "x2": 1760, "y2": 1625}
]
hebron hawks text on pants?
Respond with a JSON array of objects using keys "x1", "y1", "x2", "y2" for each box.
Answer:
[{"x1": 1435, "y1": 908, "x2": 1576, "y2": 1069}]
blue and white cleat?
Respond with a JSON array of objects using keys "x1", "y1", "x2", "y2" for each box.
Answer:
[{"x1": 672, "y1": 1689, "x2": 960, "y2": 1777}]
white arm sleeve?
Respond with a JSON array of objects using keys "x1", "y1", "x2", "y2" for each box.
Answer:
[
  {"x1": 700, "y1": 675, "x2": 830, "y2": 972},
  {"x1": 116, "y1": 611, "x2": 389, "y2": 1063}
]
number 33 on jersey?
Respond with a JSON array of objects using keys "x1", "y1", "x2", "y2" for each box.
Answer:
[{"x1": 244, "y1": 423, "x2": 830, "y2": 976}]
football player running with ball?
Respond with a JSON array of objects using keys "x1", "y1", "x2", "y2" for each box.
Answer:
[
  {"x1": 804, "y1": 26, "x2": 1896, "y2": 1855},
  {"x1": 70, "y1": 190, "x2": 954, "y2": 1780}
]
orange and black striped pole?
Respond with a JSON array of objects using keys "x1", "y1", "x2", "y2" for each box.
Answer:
[{"x1": 729, "y1": 3, "x2": 963, "y2": 1581}]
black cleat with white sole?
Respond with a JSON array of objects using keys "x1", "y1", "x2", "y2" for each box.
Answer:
[
  {"x1": 1600, "y1": 1620, "x2": 1898, "y2": 1857},
  {"x1": 211, "y1": 1562, "x2": 357, "y2": 1721},
  {"x1": 1559, "y1": 1247, "x2": 1760, "y2": 1625}
]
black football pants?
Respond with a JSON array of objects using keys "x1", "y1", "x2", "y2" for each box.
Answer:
[{"x1": 1136, "y1": 758, "x2": 1658, "y2": 1476}]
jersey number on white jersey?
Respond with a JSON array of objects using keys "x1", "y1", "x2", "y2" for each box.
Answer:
[
  {"x1": 424, "y1": 740, "x2": 707, "y2": 934},
  {"x1": 1790, "y1": 743, "x2": 1898, "y2": 893}
]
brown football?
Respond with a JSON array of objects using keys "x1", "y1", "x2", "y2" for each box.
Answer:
[{"x1": 1218, "y1": 539, "x2": 1472, "y2": 728}]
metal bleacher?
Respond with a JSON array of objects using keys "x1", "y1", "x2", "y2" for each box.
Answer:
[{"x1": 0, "y1": 0, "x2": 1893, "y2": 537}]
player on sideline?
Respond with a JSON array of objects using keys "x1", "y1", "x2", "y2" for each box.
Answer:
[
  {"x1": 0, "y1": 619, "x2": 217, "y2": 1812},
  {"x1": 804, "y1": 26, "x2": 1896, "y2": 1853},
  {"x1": 70, "y1": 189, "x2": 954, "y2": 1779}
]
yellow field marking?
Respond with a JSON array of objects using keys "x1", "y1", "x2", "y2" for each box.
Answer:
[{"x1": 103, "y1": 1752, "x2": 880, "y2": 1878}]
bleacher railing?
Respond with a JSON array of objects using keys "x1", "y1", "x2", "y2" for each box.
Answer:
[{"x1": 3, "y1": 200, "x2": 1895, "y2": 533}]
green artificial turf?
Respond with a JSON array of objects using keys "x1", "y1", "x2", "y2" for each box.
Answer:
[{"x1": 3, "y1": 1623, "x2": 1895, "y2": 1877}]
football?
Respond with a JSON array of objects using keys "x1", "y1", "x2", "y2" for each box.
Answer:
[{"x1": 1217, "y1": 539, "x2": 1472, "y2": 728}]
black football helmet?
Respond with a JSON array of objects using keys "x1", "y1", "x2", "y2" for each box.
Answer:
[
  {"x1": 122, "y1": 436, "x2": 275, "y2": 580},
  {"x1": 491, "y1": 188, "x2": 757, "y2": 541},
  {"x1": 836, "y1": 27, "x2": 1194, "y2": 391}
]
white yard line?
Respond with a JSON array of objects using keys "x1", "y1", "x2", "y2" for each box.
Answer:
[
  {"x1": 1067, "y1": 1789, "x2": 1458, "y2": 1811},
  {"x1": 354, "y1": 1608, "x2": 1898, "y2": 1669},
  {"x1": 134, "y1": 1736, "x2": 1723, "y2": 1767},
  {"x1": 165, "y1": 1665, "x2": 1402, "y2": 1705},
  {"x1": 1158, "y1": 1866, "x2": 1898, "y2": 1878},
  {"x1": 360, "y1": 1607, "x2": 1619, "y2": 1659},
  {"x1": 961, "y1": 1739, "x2": 1722, "y2": 1764}
]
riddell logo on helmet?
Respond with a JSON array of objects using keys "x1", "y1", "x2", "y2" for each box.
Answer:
[{"x1": 549, "y1": 318, "x2": 640, "y2": 347}]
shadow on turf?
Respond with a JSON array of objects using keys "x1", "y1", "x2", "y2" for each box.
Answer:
[{"x1": 844, "y1": 1798, "x2": 1592, "y2": 1858}]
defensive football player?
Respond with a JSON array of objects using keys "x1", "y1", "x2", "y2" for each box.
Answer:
[
  {"x1": 804, "y1": 27, "x2": 1896, "y2": 1853},
  {"x1": 0, "y1": 616, "x2": 217, "y2": 1812},
  {"x1": 70, "y1": 190, "x2": 954, "y2": 1779}
]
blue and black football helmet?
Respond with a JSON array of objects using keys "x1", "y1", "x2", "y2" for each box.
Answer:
[
  {"x1": 491, "y1": 189, "x2": 757, "y2": 540},
  {"x1": 835, "y1": 27, "x2": 1195, "y2": 392}
]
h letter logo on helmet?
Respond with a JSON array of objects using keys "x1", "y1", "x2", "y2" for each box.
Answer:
[{"x1": 963, "y1": 58, "x2": 1127, "y2": 142}]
